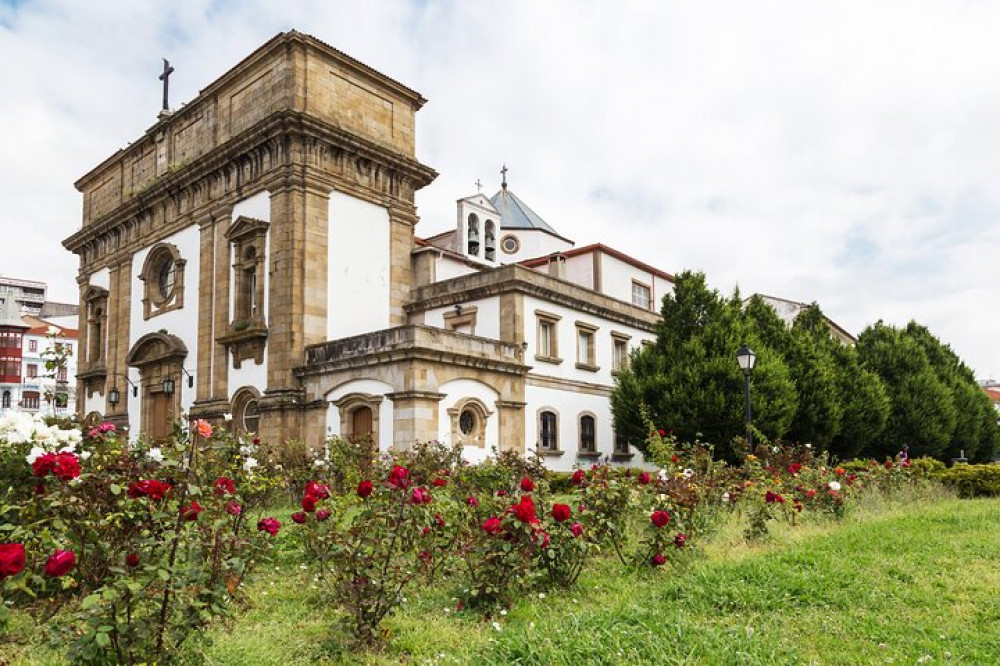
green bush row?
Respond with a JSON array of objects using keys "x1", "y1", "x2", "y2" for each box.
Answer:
[{"x1": 933, "y1": 463, "x2": 1000, "y2": 498}]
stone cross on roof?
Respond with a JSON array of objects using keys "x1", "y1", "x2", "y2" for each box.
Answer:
[{"x1": 158, "y1": 58, "x2": 174, "y2": 113}]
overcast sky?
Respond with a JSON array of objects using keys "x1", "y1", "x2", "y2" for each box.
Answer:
[{"x1": 2, "y1": 0, "x2": 998, "y2": 378}]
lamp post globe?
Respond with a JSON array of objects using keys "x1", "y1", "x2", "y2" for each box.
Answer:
[{"x1": 736, "y1": 344, "x2": 756, "y2": 447}]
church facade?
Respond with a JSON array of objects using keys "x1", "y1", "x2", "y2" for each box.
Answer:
[{"x1": 63, "y1": 31, "x2": 672, "y2": 470}]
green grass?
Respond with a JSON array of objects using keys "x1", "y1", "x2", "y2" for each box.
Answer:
[{"x1": 6, "y1": 493, "x2": 1000, "y2": 665}]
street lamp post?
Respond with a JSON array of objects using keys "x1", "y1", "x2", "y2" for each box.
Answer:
[{"x1": 736, "y1": 344, "x2": 757, "y2": 448}]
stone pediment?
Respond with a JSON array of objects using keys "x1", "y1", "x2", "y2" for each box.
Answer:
[
  {"x1": 126, "y1": 331, "x2": 188, "y2": 368},
  {"x1": 224, "y1": 215, "x2": 269, "y2": 242}
]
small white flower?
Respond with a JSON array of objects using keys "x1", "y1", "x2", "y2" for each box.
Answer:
[
  {"x1": 772, "y1": 446, "x2": 780, "y2": 454},
  {"x1": 722, "y1": 492, "x2": 732, "y2": 503},
  {"x1": 492, "y1": 622, "x2": 502, "y2": 632},
  {"x1": 25, "y1": 446, "x2": 46, "y2": 465},
  {"x1": 537, "y1": 592, "x2": 546, "y2": 599},
  {"x1": 239, "y1": 444, "x2": 256, "y2": 457},
  {"x1": 657, "y1": 469, "x2": 668, "y2": 482},
  {"x1": 243, "y1": 456, "x2": 259, "y2": 472},
  {"x1": 828, "y1": 481, "x2": 841, "y2": 492},
  {"x1": 147, "y1": 447, "x2": 164, "y2": 463},
  {"x1": 499, "y1": 609, "x2": 508, "y2": 616},
  {"x1": 529, "y1": 622, "x2": 535, "y2": 629},
  {"x1": 79, "y1": 451, "x2": 92, "y2": 460},
  {"x1": 223, "y1": 413, "x2": 233, "y2": 421},
  {"x1": 805, "y1": 443, "x2": 812, "y2": 449},
  {"x1": 682, "y1": 468, "x2": 695, "y2": 478}
]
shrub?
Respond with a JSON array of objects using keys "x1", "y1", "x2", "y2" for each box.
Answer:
[{"x1": 935, "y1": 463, "x2": 1000, "y2": 498}]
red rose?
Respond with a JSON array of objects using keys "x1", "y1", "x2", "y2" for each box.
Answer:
[
  {"x1": 520, "y1": 477, "x2": 535, "y2": 492},
  {"x1": 126, "y1": 553, "x2": 140, "y2": 568},
  {"x1": 257, "y1": 517, "x2": 281, "y2": 536},
  {"x1": 674, "y1": 533, "x2": 688, "y2": 549},
  {"x1": 434, "y1": 514, "x2": 445, "y2": 528},
  {"x1": 316, "y1": 508, "x2": 332, "y2": 521},
  {"x1": 534, "y1": 530, "x2": 550, "y2": 548},
  {"x1": 497, "y1": 489, "x2": 508, "y2": 497},
  {"x1": 657, "y1": 429, "x2": 666, "y2": 436},
  {"x1": 432, "y1": 478, "x2": 447, "y2": 487},
  {"x1": 650, "y1": 510, "x2": 671, "y2": 528},
  {"x1": 213, "y1": 477, "x2": 236, "y2": 495},
  {"x1": 291, "y1": 512, "x2": 307, "y2": 524},
  {"x1": 764, "y1": 491, "x2": 784, "y2": 504},
  {"x1": 671, "y1": 455, "x2": 680, "y2": 464},
  {"x1": 637, "y1": 471, "x2": 651, "y2": 485},
  {"x1": 0, "y1": 543, "x2": 25, "y2": 580},
  {"x1": 43, "y1": 550, "x2": 76, "y2": 577},
  {"x1": 225, "y1": 500, "x2": 242, "y2": 516},
  {"x1": 302, "y1": 495, "x2": 317, "y2": 513},
  {"x1": 31, "y1": 452, "x2": 57, "y2": 477},
  {"x1": 551, "y1": 503, "x2": 571, "y2": 523},
  {"x1": 181, "y1": 501, "x2": 203, "y2": 522},
  {"x1": 578, "y1": 504, "x2": 586, "y2": 513},
  {"x1": 305, "y1": 481, "x2": 331, "y2": 500},
  {"x1": 466, "y1": 495, "x2": 479, "y2": 507},
  {"x1": 571, "y1": 469, "x2": 586, "y2": 486},
  {"x1": 570, "y1": 522, "x2": 583, "y2": 538},
  {"x1": 806, "y1": 489, "x2": 816, "y2": 498},
  {"x1": 651, "y1": 553, "x2": 666, "y2": 566},
  {"x1": 357, "y1": 479, "x2": 374, "y2": 498},
  {"x1": 52, "y1": 452, "x2": 81, "y2": 480},
  {"x1": 128, "y1": 479, "x2": 172, "y2": 500},
  {"x1": 511, "y1": 495, "x2": 538, "y2": 524},
  {"x1": 885, "y1": 460, "x2": 893, "y2": 469},
  {"x1": 788, "y1": 463, "x2": 802, "y2": 476},
  {"x1": 482, "y1": 516, "x2": 502, "y2": 534},
  {"x1": 411, "y1": 486, "x2": 432, "y2": 505},
  {"x1": 387, "y1": 465, "x2": 410, "y2": 490}
]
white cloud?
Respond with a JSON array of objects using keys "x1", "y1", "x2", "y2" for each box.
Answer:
[{"x1": 2, "y1": 0, "x2": 999, "y2": 377}]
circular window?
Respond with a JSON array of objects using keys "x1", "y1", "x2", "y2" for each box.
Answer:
[
  {"x1": 242, "y1": 399, "x2": 260, "y2": 434},
  {"x1": 500, "y1": 235, "x2": 520, "y2": 254},
  {"x1": 459, "y1": 408, "x2": 478, "y2": 436},
  {"x1": 156, "y1": 256, "x2": 176, "y2": 301}
]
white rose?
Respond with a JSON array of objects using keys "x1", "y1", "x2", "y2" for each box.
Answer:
[
  {"x1": 25, "y1": 446, "x2": 47, "y2": 465},
  {"x1": 243, "y1": 457, "x2": 259, "y2": 472},
  {"x1": 828, "y1": 481, "x2": 841, "y2": 492},
  {"x1": 147, "y1": 447, "x2": 164, "y2": 463},
  {"x1": 683, "y1": 468, "x2": 695, "y2": 478}
]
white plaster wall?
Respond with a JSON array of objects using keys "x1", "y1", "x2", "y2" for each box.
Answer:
[
  {"x1": 89, "y1": 268, "x2": 110, "y2": 291},
  {"x1": 524, "y1": 384, "x2": 619, "y2": 472},
  {"x1": 437, "y1": 378, "x2": 500, "y2": 465},
  {"x1": 434, "y1": 255, "x2": 478, "y2": 281},
  {"x1": 328, "y1": 191, "x2": 390, "y2": 340},
  {"x1": 496, "y1": 229, "x2": 573, "y2": 264},
  {"x1": 325, "y1": 379, "x2": 395, "y2": 452},
  {"x1": 423, "y1": 296, "x2": 501, "y2": 340},
  {"x1": 226, "y1": 193, "x2": 272, "y2": 398},
  {"x1": 599, "y1": 253, "x2": 672, "y2": 311},
  {"x1": 563, "y1": 254, "x2": 595, "y2": 290},
  {"x1": 523, "y1": 295, "x2": 654, "y2": 387},
  {"x1": 129, "y1": 225, "x2": 201, "y2": 435}
]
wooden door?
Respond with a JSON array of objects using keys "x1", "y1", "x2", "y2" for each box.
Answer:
[
  {"x1": 150, "y1": 392, "x2": 173, "y2": 441},
  {"x1": 351, "y1": 406, "x2": 373, "y2": 441}
]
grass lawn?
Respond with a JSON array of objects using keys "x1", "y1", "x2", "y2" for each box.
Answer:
[{"x1": 6, "y1": 494, "x2": 1000, "y2": 665}]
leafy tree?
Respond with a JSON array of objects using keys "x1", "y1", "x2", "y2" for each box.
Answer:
[
  {"x1": 855, "y1": 322, "x2": 956, "y2": 460},
  {"x1": 829, "y1": 342, "x2": 889, "y2": 459},
  {"x1": 612, "y1": 272, "x2": 797, "y2": 457},
  {"x1": 782, "y1": 305, "x2": 843, "y2": 449}
]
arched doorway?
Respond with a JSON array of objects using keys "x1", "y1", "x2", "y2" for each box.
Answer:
[{"x1": 125, "y1": 332, "x2": 189, "y2": 441}]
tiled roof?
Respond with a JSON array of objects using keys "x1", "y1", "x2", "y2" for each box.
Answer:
[{"x1": 520, "y1": 243, "x2": 674, "y2": 282}]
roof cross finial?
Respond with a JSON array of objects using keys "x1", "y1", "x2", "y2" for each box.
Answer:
[
  {"x1": 158, "y1": 58, "x2": 175, "y2": 115},
  {"x1": 475, "y1": 178, "x2": 483, "y2": 193},
  {"x1": 501, "y1": 164, "x2": 508, "y2": 190}
]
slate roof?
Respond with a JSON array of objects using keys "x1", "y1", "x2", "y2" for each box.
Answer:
[{"x1": 489, "y1": 188, "x2": 567, "y2": 240}]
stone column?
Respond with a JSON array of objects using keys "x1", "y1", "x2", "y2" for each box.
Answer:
[
  {"x1": 496, "y1": 400, "x2": 527, "y2": 454},
  {"x1": 387, "y1": 390, "x2": 444, "y2": 450},
  {"x1": 388, "y1": 201, "x2": 418, "y2": 326}
]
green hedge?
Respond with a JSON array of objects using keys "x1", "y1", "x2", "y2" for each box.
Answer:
[{"x1": 934, "y1": 463, "x2": 1000, "y2": 498}]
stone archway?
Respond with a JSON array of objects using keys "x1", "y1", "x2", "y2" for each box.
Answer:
[{"x1": 125, "y1": 332, "x2": 188, "y2": 440}]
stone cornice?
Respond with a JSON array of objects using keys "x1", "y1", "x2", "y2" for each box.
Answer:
[
  {"x1": 407, "y1": 265, "x2": 660, "y2": 332},
  {"x1": 63, "y1": 110, "x2": 438, "y2": 259},
  {"x1": 296, "y1": 325, "x2": 530, "y2": 378}
]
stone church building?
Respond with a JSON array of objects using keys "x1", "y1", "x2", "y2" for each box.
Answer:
[{"x1": 63, "y1": 31, "x2": 673, "y2": 470}]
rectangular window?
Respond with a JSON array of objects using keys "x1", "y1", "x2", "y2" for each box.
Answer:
[
  {"x1": 539, "y1": 411, "x2": 558, "y2": 451},
  {"x1": 611, "y1": 332, "x2": 631, "y2": 372},
  {"x1": 580, "y1": 415, "x2": 596, "y2": 452},
  {"x1": 57, "y1": 368, "x2": 68, "y2": 382},
  {"x1": 535, "y1": 310, "x2": 562, "y2": 363},
  {"x1": 28, "y1": 339, "x2": 37, "y2": 353},
  {"x1": 26, "y1": 364, "x2": 37, "y2": 378},
  {"x1": 632, "y1": 281, "x2": 652, "y2": 310},
  {"x1": 614, "y1": 431, "x2": 631, "y2": 455},
  {"x1": 575, "y1": 321, "x2": 599, "y2": 371}
]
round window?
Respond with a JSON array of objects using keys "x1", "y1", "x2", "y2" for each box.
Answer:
[
  {"x1": 459, "y1": 408, "x2": 477, "y2": 436},
  {"x1": 500, "y1": 235, "x2": 520, "y2": 254},
  {"x1": 157, "y1": 257, "x2": 177, "y2": 300}
]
